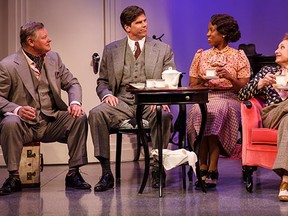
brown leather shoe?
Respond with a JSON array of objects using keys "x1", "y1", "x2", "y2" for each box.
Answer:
[{"x1": 279, "y1": 182, "x2": 288, "y2": 201}]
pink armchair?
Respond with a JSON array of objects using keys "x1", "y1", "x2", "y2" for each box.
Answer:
[{"x1": 241, "y1": 97, "x2": 278, "y2": 192}]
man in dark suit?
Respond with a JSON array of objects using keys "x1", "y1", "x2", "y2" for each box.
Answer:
[
  {"x1": 89, "y1": 5, "x2": 176, "y2": 192},
  {"x1": 0, "y1": 22, "x2": 91, "y2": 195}
]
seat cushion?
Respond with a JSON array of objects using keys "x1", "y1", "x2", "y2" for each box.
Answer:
[{"x1": 251, "y1": 128, "x2": 277, "y2": 145}]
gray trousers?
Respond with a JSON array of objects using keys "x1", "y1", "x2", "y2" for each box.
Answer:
[
  {"x1": 88, "y1": 99, "x2": 173, "y2": 159},
  {"x1": 0, "y1": 111, "x2": 88, "y2": 171},
  {"x1": 261, "y1": 100, "x2": 288, "y2": 176}
]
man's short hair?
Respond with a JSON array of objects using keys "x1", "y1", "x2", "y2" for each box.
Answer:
[
  {"x1": 20, "y1": 22, "x2": 44, "y2": 46},
  {"x1": 120, "y1": 5, "x2": 145, "y2": 30}
]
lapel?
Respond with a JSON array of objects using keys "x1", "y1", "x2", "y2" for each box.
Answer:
[
  {"x1": 144, "y1": 37, "x2": 158, "y2": 78},
  {"x1": 112, "y1": 38, "x2": 127, "y2": 88},
  {"x1": 44, "y1": 54, "x2": 58, "y2": 94},
  {"x1": 14, "y1": 50, "x2": 37, "y2": 101},
  {"x1": 43, "y1": 53, "x2": 67, "y2": 109}
]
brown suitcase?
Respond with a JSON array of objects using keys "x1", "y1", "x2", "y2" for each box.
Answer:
[{"x1": 19, "y1": 142, "x2": 41, "y2": 188}]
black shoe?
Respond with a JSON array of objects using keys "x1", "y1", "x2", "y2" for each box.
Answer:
[
  {"x1": 205, "y1": 171, "x2": 219, "y2": 188},
  {"x1": 151, "y1": 162, "x2": 166, "y2": 188},
  {"x1": 65, "y1": 171, "x2": 91, "y2": 190},
  {"x1": 195, "y1": 169, "x2": 207, "y2": 188},
  {"x1": 94, "y1": 173, "x2": 114, "y2": 192},
  {"x1": 0, "y1": 175, "x2": 22, "y2": 196}
]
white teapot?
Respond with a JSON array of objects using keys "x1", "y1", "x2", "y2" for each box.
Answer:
[{"x1": 162, "y1": 67, "x2": 182, "y2": 88}]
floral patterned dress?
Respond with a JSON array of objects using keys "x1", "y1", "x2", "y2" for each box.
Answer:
[
  {"x1": 187, "y1": 46, "x2": 250, "y2": 156},
  {"x1": 238, "y1": 65, "x2": 282, "y2": 105}
]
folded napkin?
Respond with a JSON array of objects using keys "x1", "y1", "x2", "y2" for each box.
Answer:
[{"x1": 151, "y1": 149, "x2": 198, "y2": 174}]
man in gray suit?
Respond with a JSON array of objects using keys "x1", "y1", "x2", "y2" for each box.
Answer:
[
  {"x1": 0, "y1": 22, "x2": 91, "y2": 195},
  {"x1": 89, "y1": 5, "x2": 176, "y2": 192}
]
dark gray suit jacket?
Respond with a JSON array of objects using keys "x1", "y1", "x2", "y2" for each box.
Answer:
[
  {"x1": 96, "y1": 36, "x2": 176, "y2": 100},
  {"x1": 0, "y1": 49, "x2": 82, "y2": 117}
]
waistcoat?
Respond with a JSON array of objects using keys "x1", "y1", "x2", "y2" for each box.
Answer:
[
  {"x1": 30, "y1": 66, "x2": 58, "y2": 119},
  {"x1": 118, "y1": 44, "x2": 146, "y2": 104}
]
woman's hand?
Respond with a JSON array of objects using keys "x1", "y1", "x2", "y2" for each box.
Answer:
[
  {"x1": 257, "y1": 72, "x2": 276, "y2": 90},
  {"x1": 216, "y1": 67, "x2": 232, "y2": 80}
]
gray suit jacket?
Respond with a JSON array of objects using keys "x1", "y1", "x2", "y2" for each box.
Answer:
[
  {"x1": 0, "y1": 49, "x2": 82, "y2": 116},
  {"x1": 96, "y1": 36, "x2": 176, "y2": 100}
]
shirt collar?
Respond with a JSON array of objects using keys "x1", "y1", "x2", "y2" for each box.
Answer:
[
  {"x1": 127, "y1": 37, "x2": 146, "y2": 53},
  {"x1": 22, "y1": 49, "x2": 36, "y2": 69}
]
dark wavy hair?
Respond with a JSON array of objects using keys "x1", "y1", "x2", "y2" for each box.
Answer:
[
  {"x1": 20, "y1": 22, "x2": 44, "y2": 46},
  {"x1": 120, "y1": 5, "x2": 145, "y2": 30},
  {"x1": 283, "y1": 33, "x2": 288, "y2": 40},
  {"x1": 210, "y1": 14, "x2": 241, "y2": 43}
]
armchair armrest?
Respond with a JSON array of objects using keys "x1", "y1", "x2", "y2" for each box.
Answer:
[{"x1": 243, "y1": 100, "x2": 252, "y2": 109}]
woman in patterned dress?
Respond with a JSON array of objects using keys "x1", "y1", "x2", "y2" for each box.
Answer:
[
  {"x1": 187, "y1": 14, "x2": 250, "y2": 188},
  {"x1": 239, "y1": 34, "x2": 288, "y2": 201}
]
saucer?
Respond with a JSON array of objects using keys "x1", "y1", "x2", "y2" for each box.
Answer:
[
  {"x1": 273, "y1": 84, "x2": 288, "y2": 90},
  {"x1": 275, "y1": 85, "x2": 288, "y2": 90},
  {"x1": 129, "y1": 83, "x2": 145, "y2": 89},
  {"x1": 203, "y1": 75, "x2": 219, "y2": 80}
]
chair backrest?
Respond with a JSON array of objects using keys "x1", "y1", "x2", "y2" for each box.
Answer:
[{"x1": 238, "y1": 43, "x2": 258, "y2": 56}]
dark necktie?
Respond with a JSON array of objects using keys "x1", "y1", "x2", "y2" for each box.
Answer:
[
  {"x1": 134, "y1": 41, "x2": 141, "y2": 59},
  {"x1": 24, "y1": 51, "x2": 43, "y2": 71},
  {"x1": 33, "y1": 56, "x2": 43, "y2": 72},
  {"x1": 24, "y1": 51, "x2": 43, "y2": 80}
]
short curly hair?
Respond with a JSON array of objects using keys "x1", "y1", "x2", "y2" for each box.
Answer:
[
  {"x1": 283, "y1": 33, "x2": 288, "y2": 41},
  {"x1": 210, "y1": 14, "x2": 241, "y2": 43}
]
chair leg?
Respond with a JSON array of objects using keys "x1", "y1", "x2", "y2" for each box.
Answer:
[
  {"x1": 115, "y1": 133, "x2": 122, "y2": 181},
  {"x1": 186, "y1": 136, "x2": 194, "y2": 182},
  {"x1": 133, "y1": 134, "x2": 142, "y2": 161},
  {"x1": 242, "y1": 165, "x2": 257, "y2": 193},
  {"x1": 187, "y1": 167, "x2": 193, "y2": 182}
]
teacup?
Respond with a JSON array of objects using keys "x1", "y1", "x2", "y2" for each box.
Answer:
[
  {"x1": 206, "y1": 68, "x2": 216, "y2": 77},
  {"x1": 154, "y1": 79, "x2": 165, "y2": 88},
  {"x1": 146, "y1": 79, "x2": 156, "y2": 88},
  {"x1": 275, "y1": 74, "x2": 287, "y2": 86}
]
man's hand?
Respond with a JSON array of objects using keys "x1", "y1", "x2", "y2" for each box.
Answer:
[
  {"x1": 150, "y1": 105, "x2": 170, "y2": 112},
  {"x1": 68, "y1": 104, "x2": 85, "y2": 118},
  {"x1": 18, "y1": 106, "x2": 37, "y2": 121},
  {"x1": 102, "y1": 95, "x2": 119, "y2": 106}
]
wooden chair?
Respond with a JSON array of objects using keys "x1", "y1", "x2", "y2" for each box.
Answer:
[
  {"x1": 109, "y1": 119, "x2": 151, "y2": 181},
  {"x1": 241, "y1": 98, "x2": 278, "y2": 192}
]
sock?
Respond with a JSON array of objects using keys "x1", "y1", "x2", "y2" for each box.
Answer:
[
  {"x1": 97, "y1": 156, "x2": 111, "y2": 176},
  {"x1": 9, "y1": 170, "x2": 20, "y2": 178},
  {"x1": 68, "y1": 167, "x2": 79, "y2": 175}
]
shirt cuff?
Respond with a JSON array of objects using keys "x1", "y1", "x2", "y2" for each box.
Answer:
[
  {"x1": 101, "y1": 94, "x2": 113, "y2": 101},
  {"x1": 70, "y1": 101, "x2": 81, "y2": 106},
  {"x1": 4, "y1": 106, "x2": 21, "y2": 116}
]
